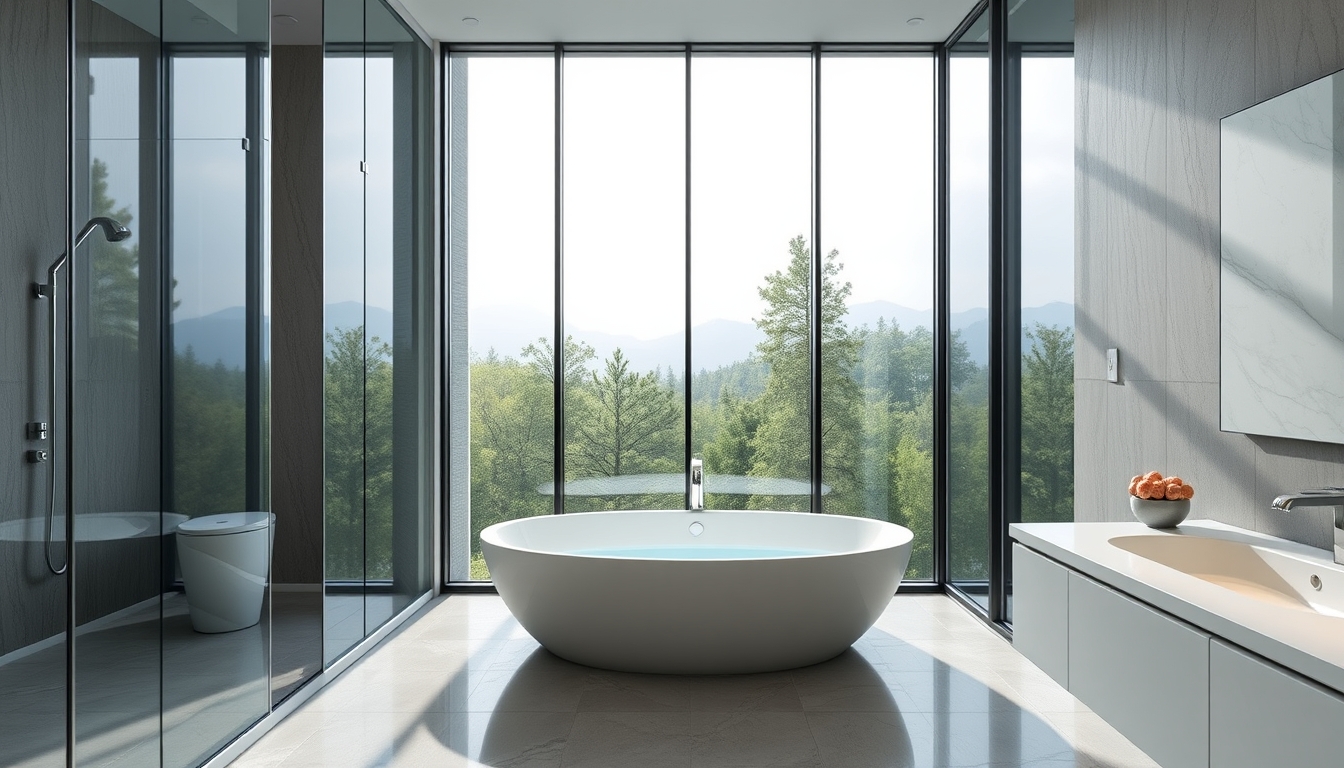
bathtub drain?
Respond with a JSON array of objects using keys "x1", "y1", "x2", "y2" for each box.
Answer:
[{"x1": 689, "y1": 522, "x2": 704, "y2": 537}]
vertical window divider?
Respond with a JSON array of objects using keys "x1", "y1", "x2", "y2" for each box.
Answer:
[
  {"x1": 683, "y1": 46, "x2": 693, "y2": 509},
  {"x1": 1001, "y1": 40, "x2": 1024, "y2": 623},
  {"x1": 988, "y1": 0, "x2": 1011, "y2": 623},
  {"x1": 552, "y1": 46, "x2": 566, "y2": 515},
  {"x1": 809, "y1": 45, "x2": 823, "y2": 515},
  {"x1": 934, "y1": 43, "x2": 951, "y2": 587}
]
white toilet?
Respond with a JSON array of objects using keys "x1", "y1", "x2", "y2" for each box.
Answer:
[{"x1": 176, "y1": 512, "x2": 275, "y2": 633}]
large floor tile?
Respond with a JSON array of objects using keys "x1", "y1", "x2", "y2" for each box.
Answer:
[{"x1": 231, "y1": 594, "x2": 1161, "y2": 768}]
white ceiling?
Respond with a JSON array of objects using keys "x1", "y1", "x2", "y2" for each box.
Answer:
[{"x1": 395, "y1": 0, "x2": 983, "y2": 45}]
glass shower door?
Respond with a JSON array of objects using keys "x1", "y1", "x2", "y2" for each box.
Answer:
[{"x1": 71, "y1": 1, "x2": 164, "y2": 764}]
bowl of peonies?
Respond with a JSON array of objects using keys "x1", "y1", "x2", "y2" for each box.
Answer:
[{"x1": 1128, "y1": 471, "x2": 1193, "y2": 528}]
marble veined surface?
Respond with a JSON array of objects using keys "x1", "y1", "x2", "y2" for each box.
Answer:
[{"x1": 1221, "y1": 70, "x2": 1344, "y2": 443}]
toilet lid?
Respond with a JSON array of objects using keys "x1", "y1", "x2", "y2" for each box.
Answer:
[{"x1": 177, "y1": 512, "x2": 273, "y2": 536}]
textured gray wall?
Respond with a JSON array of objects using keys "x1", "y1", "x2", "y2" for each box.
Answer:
[
  {"x1": 0, "y1": 0, "x2": 70, "y2": 657},
  {"x1": 271, "y1": 45, "x2": 325, "y2": 587},
  {"x1": 1075, "y1": 0, "x2": 1344, "y2": 550}
]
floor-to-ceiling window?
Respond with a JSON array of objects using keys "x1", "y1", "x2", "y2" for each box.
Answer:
[
  {"x1": 563, "y1": 56, "x2": 687, "y2": 513},
  {"x1": 947, "y1": 10, "x2": 993, "y2": 608},
  {"x1": 820, "y1": 56, "x2": 935, "y2": 578},
  {"x1": 1004, "y1": 0, "x2": 1077, "y2": 624},
  {"x1": 691, "y1": 55, "x2": 812, "y2": 514},
  {"x1": 447, "y1": 48, "x2": 937, "y2": 583},
  {"x1": 444, "y1": 4, "x2": 1073, "y2": 624},
  {"x1": 451, "y1": 56, "x2": 554, "y2": 581}
]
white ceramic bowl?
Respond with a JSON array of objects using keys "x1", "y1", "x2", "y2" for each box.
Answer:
[{"x1": 1130, "y1": 496, "x2": 1191, "y2": 528}]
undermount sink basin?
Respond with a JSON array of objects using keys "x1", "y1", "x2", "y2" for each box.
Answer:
[{"x1": 1110, "y1": 534, "x2": 1344, "y2": 618}]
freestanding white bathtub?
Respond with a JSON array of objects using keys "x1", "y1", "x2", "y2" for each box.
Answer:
[{"x1": 480, "y1": 509, "x2": 913, "y2": 674}]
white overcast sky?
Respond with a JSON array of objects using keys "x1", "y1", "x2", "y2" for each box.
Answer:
[
  {"x1": 466, "y1": 54, "x2": 1074, "y2": 341},
  {"x1": 88, "y1": 53, "x2": 1074, "y2": 328}
]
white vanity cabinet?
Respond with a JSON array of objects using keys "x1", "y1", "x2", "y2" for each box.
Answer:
[
  {"x1": 1068, "y1": 573, "x2": 1210, "y2": 768},
  {"x1": 1210, "y1": 639, "x2": 1344, "y2": 768},
  {"x1": 1011, "y1": 544, "x2": 1070, "y2": 688}
]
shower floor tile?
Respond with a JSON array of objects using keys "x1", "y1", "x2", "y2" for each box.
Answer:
[{"x1": 231, "y1": 595, "x2": 1159, "y2": 768}]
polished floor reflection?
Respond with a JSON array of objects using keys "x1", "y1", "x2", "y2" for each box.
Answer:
[
  {"x1": 234, "y1": 595, "x2": 1156, "y2": 767},
  {"x1": 0, "y1": 592, "x2": 270, "y2": 768}
]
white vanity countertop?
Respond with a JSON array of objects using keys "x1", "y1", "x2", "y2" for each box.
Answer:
[{"x1": 1010, "y1": 520, "x2": 1344, "y2": 696}]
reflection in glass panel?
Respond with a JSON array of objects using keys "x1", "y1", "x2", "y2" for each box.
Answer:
[
  {"x1": 820, "y1": 56, "x2": 935, "y2": 579},
  {"x1": 164, "y1": 38, "x2": 270, "y2": 764},
  {"x1": 563, "y1": 57, "x2": 685, "y2": 513},
  {"x1": 458, "y1": 56, "x2": 554, "y2": 580},
  {"x1": 691, "y1": 56, "x2": 811, "y2": 513},
  {"x1": 70, "y1": 4, "x2": 162, "y2": 759},
  {"x1": 948, "y1": 14, "x2": 992, "y2": 608},
  {"x1": 362, "y1": 0, "x2": 419, "y2": 635},
  {"x1": 323, "y1": 18, "x2": 366, "y2": 663}
]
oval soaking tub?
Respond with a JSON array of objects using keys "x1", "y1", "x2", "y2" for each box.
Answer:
[{"x1": 480, "y1": 510, "x2": 913, "y2": 674}]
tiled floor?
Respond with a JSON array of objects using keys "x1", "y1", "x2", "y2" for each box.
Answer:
[
  {"x1": 232, "y1": 595, "x2": 1158, "y2": 768},
  {"x1": 0, "y1": 590, "x2": 324, "y2": 768}
]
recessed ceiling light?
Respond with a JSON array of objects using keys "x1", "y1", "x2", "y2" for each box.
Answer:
[
  {"x1": 462, "y1": 17, "x2": 479, "y2": 26},
  {"x1": 906, "y1": 17, "x2": 925, "y2": 26},
  {"x1": 272, "y1": 14, "x2": 299, "y2": 24}
]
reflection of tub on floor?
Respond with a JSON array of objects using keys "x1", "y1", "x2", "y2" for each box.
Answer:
[{"x1": 0, "y1": 511, "x2": 189, "y2": 542}]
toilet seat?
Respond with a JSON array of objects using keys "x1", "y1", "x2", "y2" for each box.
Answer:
[{"x1": 177, "y1": 512, "x2": 272, "y2": 536}]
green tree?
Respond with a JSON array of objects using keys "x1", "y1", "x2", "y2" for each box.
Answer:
[
  {"x1": 701, "y1": 388, "x2": 762, "y2": 510},
  {"x1": 323, "y1": 327, "x2": 381, "y2": 580},
  {"x1": 89, "y1": 158, "x2": 141, "y2": 342},
  {"x1": 566, "y1": 348, "x2": 683, "y2": 510},
  {"x1": 749, "y1": 235, "x2": 862, "y2": 513},
  {"x1": 1021, "y1": 324, "x2": 1074, "y2": 523},
  {"x1": 171, "y1": 347, "x2": 246, "y2": 515}
]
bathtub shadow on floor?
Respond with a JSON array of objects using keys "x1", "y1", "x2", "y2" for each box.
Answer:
[{"x1": 426, "y1": 627, "x2": 1131, "y2": 768}]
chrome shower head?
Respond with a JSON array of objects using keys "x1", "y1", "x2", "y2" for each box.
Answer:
[{"x1": 75, "y1": 216, "x2": 131, "y2": 248}]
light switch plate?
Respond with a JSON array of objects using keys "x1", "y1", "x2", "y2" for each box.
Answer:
[{"x1": 1106, "y1": 348, "x2": 1119, "y2": 383}]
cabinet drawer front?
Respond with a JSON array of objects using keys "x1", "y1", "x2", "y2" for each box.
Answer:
[
  {"x1": 1069, "y1": 572, "x2": 1210, "y2": 768},
  {"x1": 1211, "y1": 639, "x2": 1344, "y2": 768},
  {"x1": 1012, "y1": 544, "x2": 1070, "y2": 688}
]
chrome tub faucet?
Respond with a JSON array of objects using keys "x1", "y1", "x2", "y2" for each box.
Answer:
[
  {"x1": 690, "y1": 458, "x2": 704, "y2": 511},
  {"x1": 1270, "y1": 489, "x2": 1344, "y2": 565}
]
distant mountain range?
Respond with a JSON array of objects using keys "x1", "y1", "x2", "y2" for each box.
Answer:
[
  {"x1": 470, "y1": 300, "x2": 1074, "y2": 372},
  {"x1": 172, "y1": 301, "x2": 393, "y2": 369},
  {"x1": 172, "y1": 300, "x2": 1074, "y2": 372}
]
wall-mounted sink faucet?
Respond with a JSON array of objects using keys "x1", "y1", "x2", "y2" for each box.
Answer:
[
  {"x1": 689, "y1": 457, "x2": 704, "y2": 512},
  {"x1": 1270, "y1": 489, "x2": 1344, "y2": 565}
]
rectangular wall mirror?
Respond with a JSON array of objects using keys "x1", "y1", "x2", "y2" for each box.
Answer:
[{"x1": 1221, "y1": 67, "x2": 1344, "y2": 444}]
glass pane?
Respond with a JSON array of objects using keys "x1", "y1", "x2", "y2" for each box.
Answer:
[
  {"x1": 163, "y1": 21, "x2": 272, "y2": 760},
  {"x1": 1018, "y1": 59, "x2": 1075, "y2": 521},
  {"x1": 69, "y1": 9, "x2": 161, "y2": 762},
  {"x1": 820, "y1": 56, "x2": 935, "y2": 580},
  {"x1": 362, "y1": 0, "x2": 418, "y2": 635},
  {"x1": 1011, "y1": 0, "x2": 1076, "y2": 625},
  {"x1": 563, "y1": 57, "x2": 686, "y2": 513},
  {"x1": 691, "y1": 56, "x2": 811, "y2": 512},
  {"x1": 169, "y1": 57, "x2": 246, "y2": 139},
  {"x1": 269, "y1": 42, "x2": 324, "y2": 705},
  {"x1": 323, "y1": 0, "x2": 366, "y2": 664},
  {"x1": 948, "y1": 13, "x2": 992, "y2": 608},
  {"x1": 456, "y1": 56, "x2": 555, "y2": 580}
]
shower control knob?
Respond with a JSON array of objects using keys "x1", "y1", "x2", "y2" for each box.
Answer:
[
  {"x1": 27, "y1": 450, "x2": 48, "y2": 463},
  {"x1": 28, "y1": 421, "x2": 48, "y2": 440}
]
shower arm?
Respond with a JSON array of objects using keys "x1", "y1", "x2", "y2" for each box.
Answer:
[{"x1": 32, "y1": 217, "x2": 130, "y2": 576}]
